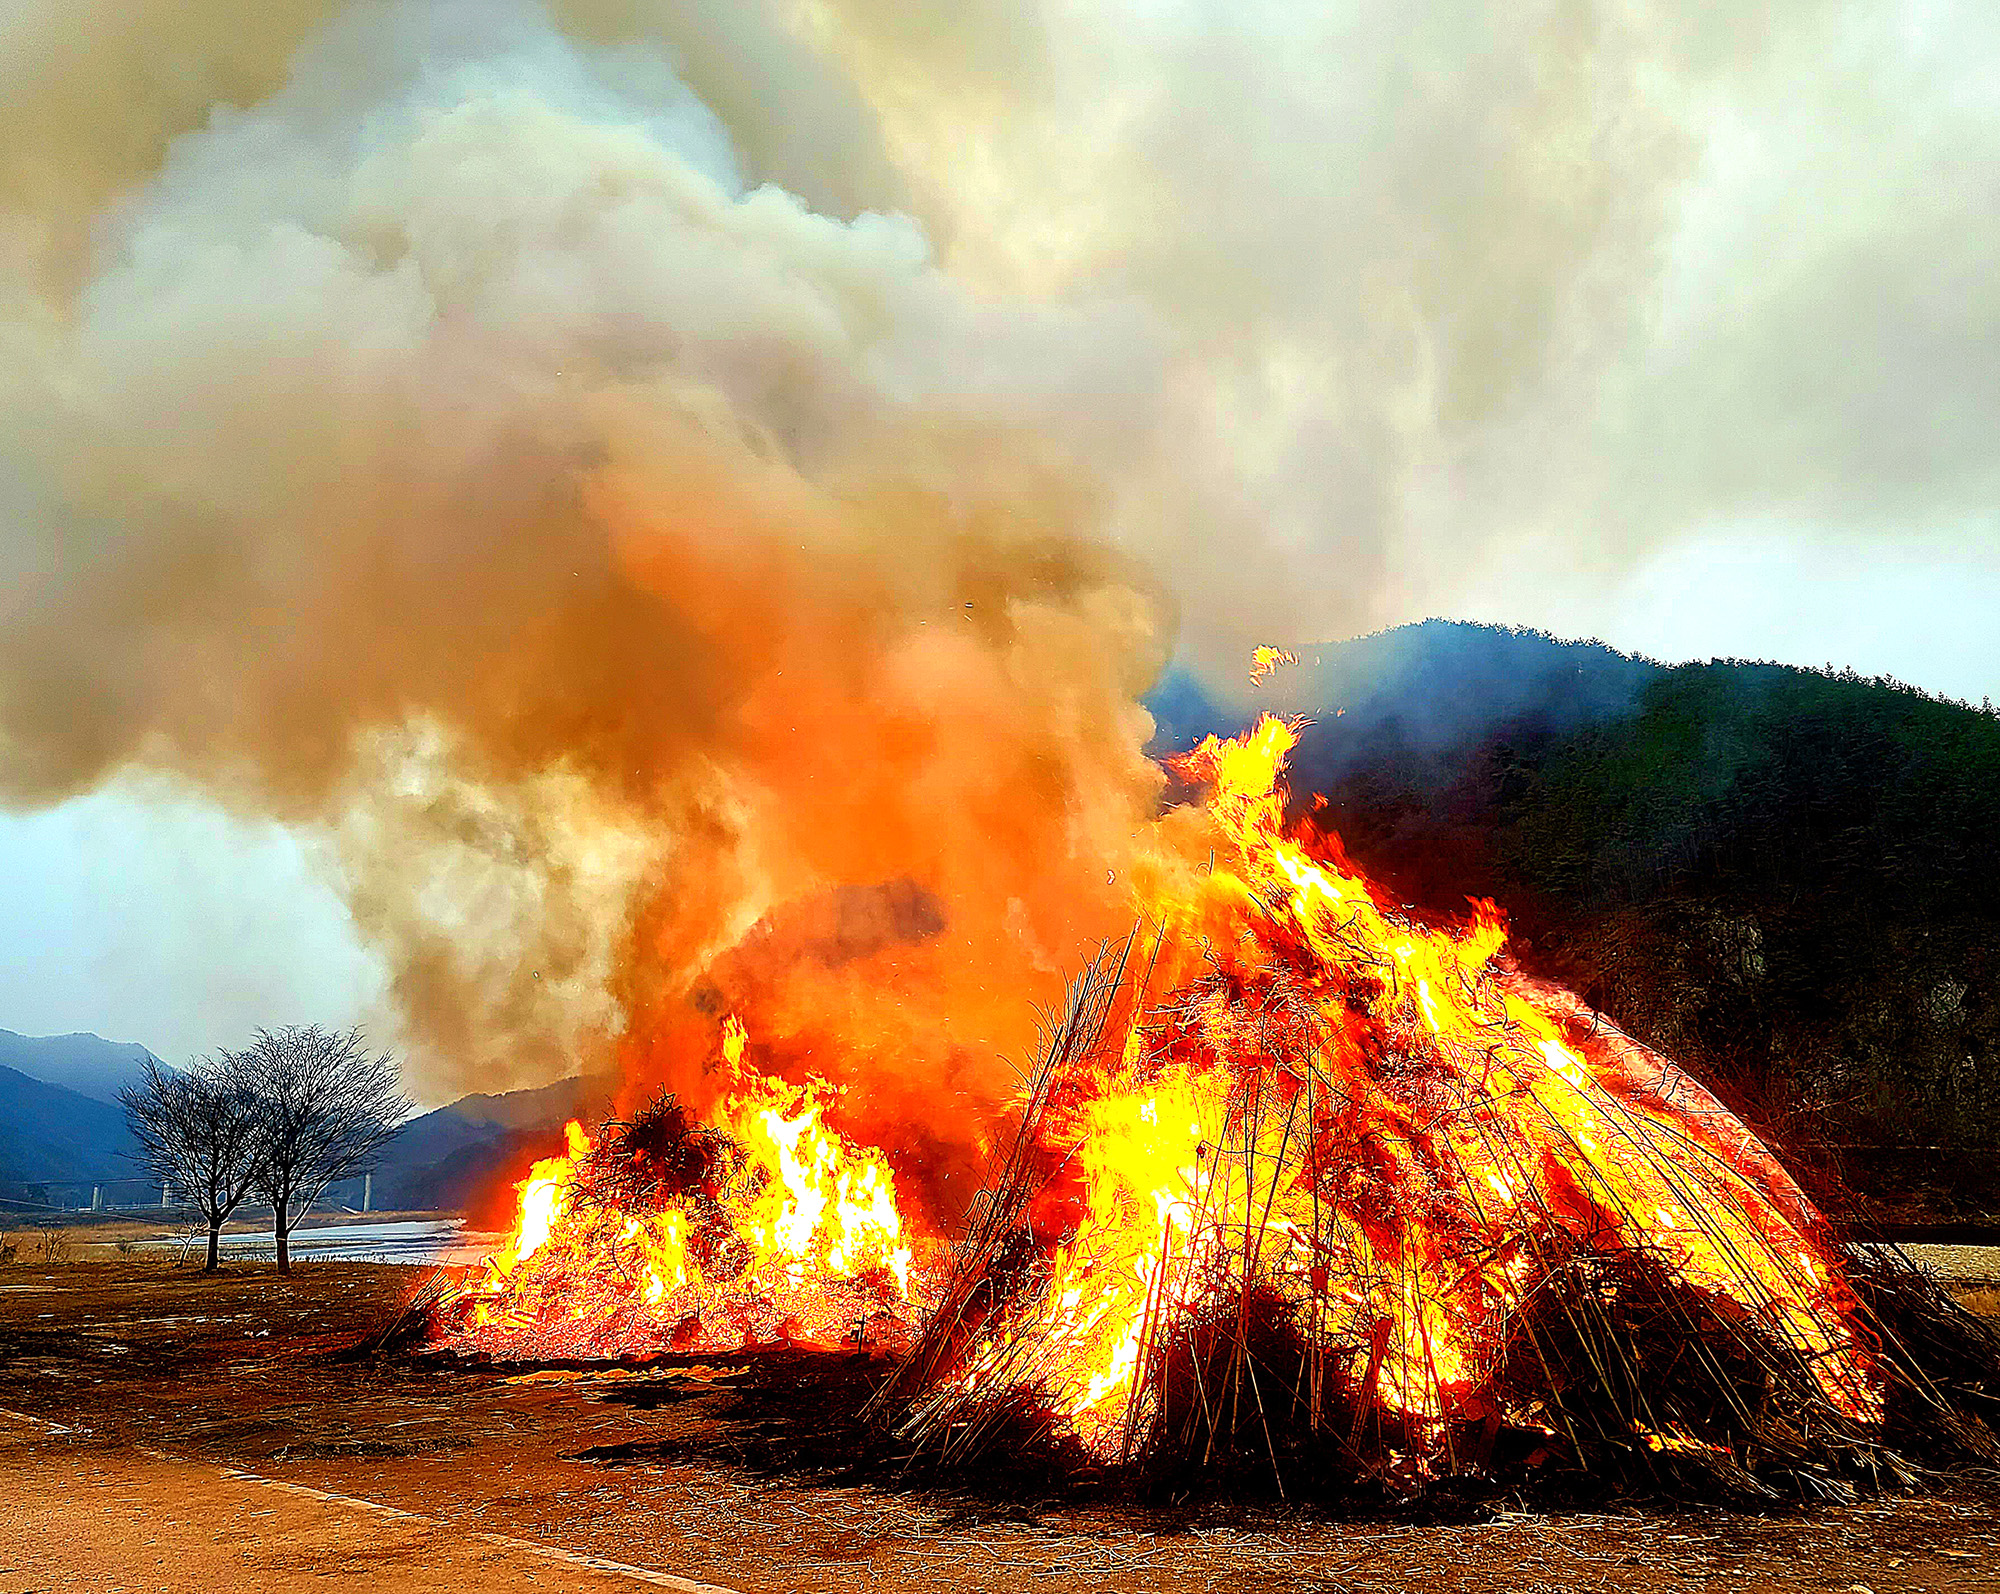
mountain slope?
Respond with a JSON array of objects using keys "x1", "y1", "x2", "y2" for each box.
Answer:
[
  {"x1": 0, "y1": 1065, "x2": 144, "y2": 1184},
  {"x1": 1147, "y1": 620, "x2": 1660, "y2": 783},
  {"x1": 371, "y1": 1076, "x2": 610, "y2": 1214}
]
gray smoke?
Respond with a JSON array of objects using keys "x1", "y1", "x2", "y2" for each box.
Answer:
[{"x1": 806, "y1": 0, "x2": 2000, "y2": 658}]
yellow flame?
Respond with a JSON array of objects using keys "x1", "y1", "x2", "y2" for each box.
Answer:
[
  {"x1": 454, "y1": 1020, "x2": 922, "y2": 1355},
  {"x1": 960, "y1": 704, "x2": 1880, "y2": 1456},
  {"x1": 718, "y1": 1067, "x2": 915, "y2": 1295}
]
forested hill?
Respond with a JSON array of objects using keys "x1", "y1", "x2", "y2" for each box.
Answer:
[{"x1": 1146, "y1": 623, "x2": 2000, "y2": 1221}]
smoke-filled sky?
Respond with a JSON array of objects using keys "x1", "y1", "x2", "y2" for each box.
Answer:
[{"x1": 2, "y1": 0, "x2": 1994, "y2": 1106}]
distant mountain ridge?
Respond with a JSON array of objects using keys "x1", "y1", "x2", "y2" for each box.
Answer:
[
  {"x1": 0, "y1": 1022, "x2": 603, "y2": 1216},
  {"x1": 0, "y1": 1029, "x2": 165, "y2": 1106},
  {"x1": 371, "y1": 1076, "x2": 610, "y2": 1216},
  {"x1": 1147, "y1": 620, "x2": 1662, "y2": 784}
]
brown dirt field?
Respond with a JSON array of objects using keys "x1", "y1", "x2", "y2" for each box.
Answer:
[
  {"x1": 0, "y1": 1419, "x2": 720, "y2": 1592},
  {"x1": 2, "y1": 1259, "x2": 1997, "y2": 1594}
]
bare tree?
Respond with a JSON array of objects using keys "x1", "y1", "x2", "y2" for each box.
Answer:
[
  {"x1": 120, "y1": 1054, "x2": 265, "y2": 1272},
  {"x1": 238, "y1": 1026, "x2": 411, "y2": 1273}
]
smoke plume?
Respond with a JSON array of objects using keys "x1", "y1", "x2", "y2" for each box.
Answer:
[
  {"x1": 2, "y1": 0, "x2": 1993, "y2": 1198},
  {"x1": 0, "y1": 1, "x2": 1169, "y2": 1191},
  {"x1": 806, "y1": 0, "x2": 2000, "y2": 657}
]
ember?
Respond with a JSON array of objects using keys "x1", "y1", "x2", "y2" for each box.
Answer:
[
  {"x1": 426, "y1": 1019, "x2": 936, "y2": 1359},
  {"x1": 1248, "y1": 646, "x2": 1297, "y2": 687}
]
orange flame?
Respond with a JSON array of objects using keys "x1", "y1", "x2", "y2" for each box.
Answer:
[
  {"x1": 486, "y1": 1118, "x2": 590, "y2": 1279},
  {"x1": 950, "y1": 710, "x2": 1881, "y2": 1461},
  {"x1": 442, "y1": 678, "x2": 1879, "y2": 1480}
]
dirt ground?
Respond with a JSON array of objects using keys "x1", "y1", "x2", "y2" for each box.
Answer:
[{"x1": 2, "y1": 1259, "x2": 1997, "y2": 1594}]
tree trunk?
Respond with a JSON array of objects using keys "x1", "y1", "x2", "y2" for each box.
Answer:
[
  {"x1": 275, "y1": 1207, "x2": 290, "y2": 1275},
  {"x1": 205, "y1": 1221, "x2": 221, "y2": 1272}
]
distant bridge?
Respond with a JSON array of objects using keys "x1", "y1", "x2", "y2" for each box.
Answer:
[{"x1": 0, "y1": 1174, "x2": 376, "y2": 1215}]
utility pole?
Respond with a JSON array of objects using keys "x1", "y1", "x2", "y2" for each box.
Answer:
[{"x1": 362, "y1": 1171, "x2": 372, "y2": 1213}]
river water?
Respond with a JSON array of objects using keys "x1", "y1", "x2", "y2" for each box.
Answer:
[{"x1": 143, "y1": 1220, "x2": 503, "y2": 1267}]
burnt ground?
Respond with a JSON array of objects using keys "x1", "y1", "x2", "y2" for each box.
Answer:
[{"x1": 2, "y1": 1260, "x2": 1997, "y2": 1593}]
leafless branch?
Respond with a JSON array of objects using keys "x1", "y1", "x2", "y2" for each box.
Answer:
[
  {"x1": 236, "y1": 1025, "x2": 413, "y2": 1273},
  {"x1": 119, "y1": 1053, "x2": 264, "y2": 1271}
]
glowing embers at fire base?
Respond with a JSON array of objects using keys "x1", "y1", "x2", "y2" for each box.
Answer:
[
  {"x1": 428, "y1": 1020, "x2": 928, "y2": 1359},
  {"x1": 905, "y1": 715, "x2": 1882, "y2": 1478}
]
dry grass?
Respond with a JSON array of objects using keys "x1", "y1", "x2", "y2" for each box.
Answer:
[
  {"x1": 1955, "y1": 1284, "x2": 2000, "y2": 1319},
  {"x1": 1, "y1": 1229, "x2": 80, "y2": 1265}
]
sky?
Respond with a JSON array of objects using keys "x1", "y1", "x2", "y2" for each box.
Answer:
[
  {"x1": 0, "y1": 0, "x2": 1994, "y2": 1088},
  {"x1": 1486, "y1": 535, "x2": 2000, "y2": 709},
  {"x1": 1, "y1": 783, "x2": 385, "y2": 1068}
]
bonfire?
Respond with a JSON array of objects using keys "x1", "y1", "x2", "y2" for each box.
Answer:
[
  {"x1": 880, "y1": 716, "x2": 1959, "y2": 1498},
  {"x1": 424, "y1": 1016, "x2": 935, "y2": 1358}
]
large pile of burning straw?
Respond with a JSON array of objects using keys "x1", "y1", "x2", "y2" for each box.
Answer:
[{"x1": 422, "y1": 713, "x2": 2000, "y2": 1502}]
